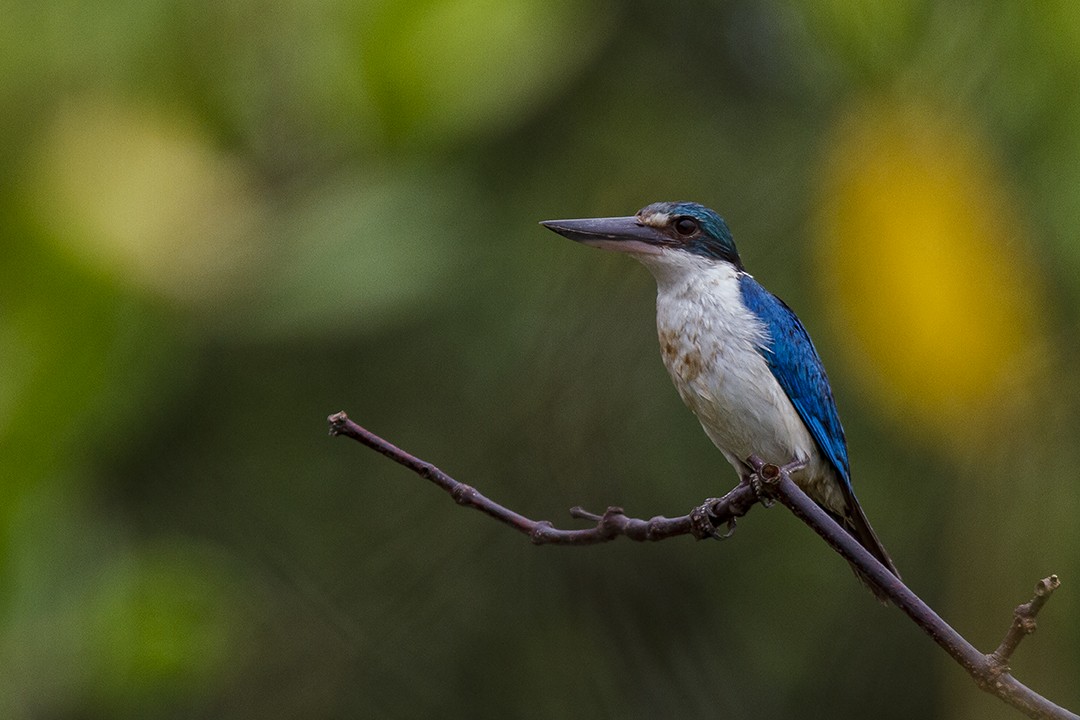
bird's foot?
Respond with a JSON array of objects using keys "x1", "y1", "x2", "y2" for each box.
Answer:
[
  {"x1": 748, "y1": 474, "x2": 775, "y2": 508},
  {"x1": 744, "y1": 455, "x2": 775, "y2": 507},
  {"x1": 690, "y1": 497, "x2": 738, "y2": 540}
]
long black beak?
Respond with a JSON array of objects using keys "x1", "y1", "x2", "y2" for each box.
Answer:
[{"x1": 539, "y1": 216, "x2": 665, "y2": 255}]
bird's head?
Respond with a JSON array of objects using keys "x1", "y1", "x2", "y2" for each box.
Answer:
[{"x1": 541, "y1": 201, "x2": 742, "y2": 271}]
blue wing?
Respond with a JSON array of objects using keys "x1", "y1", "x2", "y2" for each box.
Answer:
[
  {"x1": 738, "y1": 274, "x2": 851, "y2": 487},
  {"x1": 738, "y1": 275, "x2": 902, "y2": 587}
]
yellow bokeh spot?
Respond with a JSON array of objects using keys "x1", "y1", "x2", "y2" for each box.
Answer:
[
  {"x1": 817, "y1": 101, "x2": 1043, "y2": 432},
  {"x1": 27, "y1": 97, "x2": 264, "y2": 306}
]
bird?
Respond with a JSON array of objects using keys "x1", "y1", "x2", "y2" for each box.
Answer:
[{"x1": 541, "y1": 201, "x2": 899, "y2": 600}]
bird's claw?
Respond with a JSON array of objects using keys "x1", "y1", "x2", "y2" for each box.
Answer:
[
  {"x1": 749, "y1": 473, "x2": 775, "y2": 508},
  {"x1": 690, "y1": 498, "x2": 736, "y2": 540}
]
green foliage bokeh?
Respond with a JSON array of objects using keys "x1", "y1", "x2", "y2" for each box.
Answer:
[{"x1": 2, "y1": 2, "x2": 1079, "y2": 718}]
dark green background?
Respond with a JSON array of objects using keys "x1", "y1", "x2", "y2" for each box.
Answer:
[{"x1": 2, "y1": 1, "x2": 1078, "y2": 718}]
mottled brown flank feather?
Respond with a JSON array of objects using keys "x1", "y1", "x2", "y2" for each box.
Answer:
[{"x1": 659, "y1": 329, "x2": 707, "y2": 383}]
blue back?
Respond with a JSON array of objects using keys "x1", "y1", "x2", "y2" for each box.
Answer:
[{"x1": 738, "y1": 274, "x2": 852, "y2": 487}]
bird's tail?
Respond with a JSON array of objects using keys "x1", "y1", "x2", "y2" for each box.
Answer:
[{"x1": 832, "y1": 502, "x2": 900, "y2": 604}]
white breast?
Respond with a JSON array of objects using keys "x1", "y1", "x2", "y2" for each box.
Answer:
[{"x1": 637, "y1": 250, "x2": 837, "y2": 503}]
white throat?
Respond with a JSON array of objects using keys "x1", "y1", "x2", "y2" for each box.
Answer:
[{"x1": 634, "y1": 247, "x2": 731, "y2": 292}]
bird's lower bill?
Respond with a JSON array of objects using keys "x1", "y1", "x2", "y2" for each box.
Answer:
[{"x1": 577, "y1": 238, "x2": 663, "y2": 255}]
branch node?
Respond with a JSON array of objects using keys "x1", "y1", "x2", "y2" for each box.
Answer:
[
  {"x1": 451, "y1": 483, "x2": 477, "y2": 506},
  {"x1": 645, "y1": 516, "x2": 668, "y2": 541},
  {"x1": 749, "y1": 465, "x2": 778, "y2": 508},
  {"x1": 599, "y1": 506, "x2": 626, "y2": 522},
  {"x1": 529, "y1": 521, "x2": 554, "y2": 544},
  {"x1": 987, "y1": 574, "x2": 1063, "y2": 677}
]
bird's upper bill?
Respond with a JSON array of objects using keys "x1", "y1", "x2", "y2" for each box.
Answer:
[
  {"x1": 539, "y1": 214, "x2": 663, "y2": 255},
  {"x1": 540, "y1": 201, "x2": 741, "y2": 266}
]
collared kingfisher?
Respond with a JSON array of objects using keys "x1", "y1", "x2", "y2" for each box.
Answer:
[{"x1": 541, "y1": 201, "x2": 899, "y2": 599}]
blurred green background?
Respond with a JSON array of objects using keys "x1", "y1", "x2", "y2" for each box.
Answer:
[{"x1": 2, "y1": 1, "x2": 1079, "y2": 718}]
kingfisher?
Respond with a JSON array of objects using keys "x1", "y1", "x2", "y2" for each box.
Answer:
[{"x1": 541, "y1": 201, "x2": 899, "y2": 599}]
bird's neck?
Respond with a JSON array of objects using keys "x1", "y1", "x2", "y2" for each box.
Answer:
[
  {"x1": 635, "y1": 248, "x2": 730, "y2": 289},
  {"x1": 636, "y1": 250, "x2": 740, "y2": 298},
  {"x1": 638, "y1": 251, "x2": 766, "y2": 354}
]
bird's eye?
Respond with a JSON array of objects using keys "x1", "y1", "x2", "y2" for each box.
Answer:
[{"x1": 673, "y1": 217, "x2": 699, "y2": 236}]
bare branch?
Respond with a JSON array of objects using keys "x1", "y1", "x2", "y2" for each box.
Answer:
[
  {"x1": 742, "y1": 457, "x2": 1074, "y2": 720},
  {"x1": 330, "y1": 412, "x2": 1077, "y2": 720},
  {"x1": 328, "y1": 411, "x2": 759, "y2": 545}
]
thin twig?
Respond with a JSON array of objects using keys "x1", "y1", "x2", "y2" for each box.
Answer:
[
  {"x1": 328, "y1": 411, "x2": 758, "y2": 544},
  {"x1": 330, "y1": 411, "x2": 1076, "y2": 720},
  {"x1": 988, "y1": 575, "x2": 1062, "y2": 673}
]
